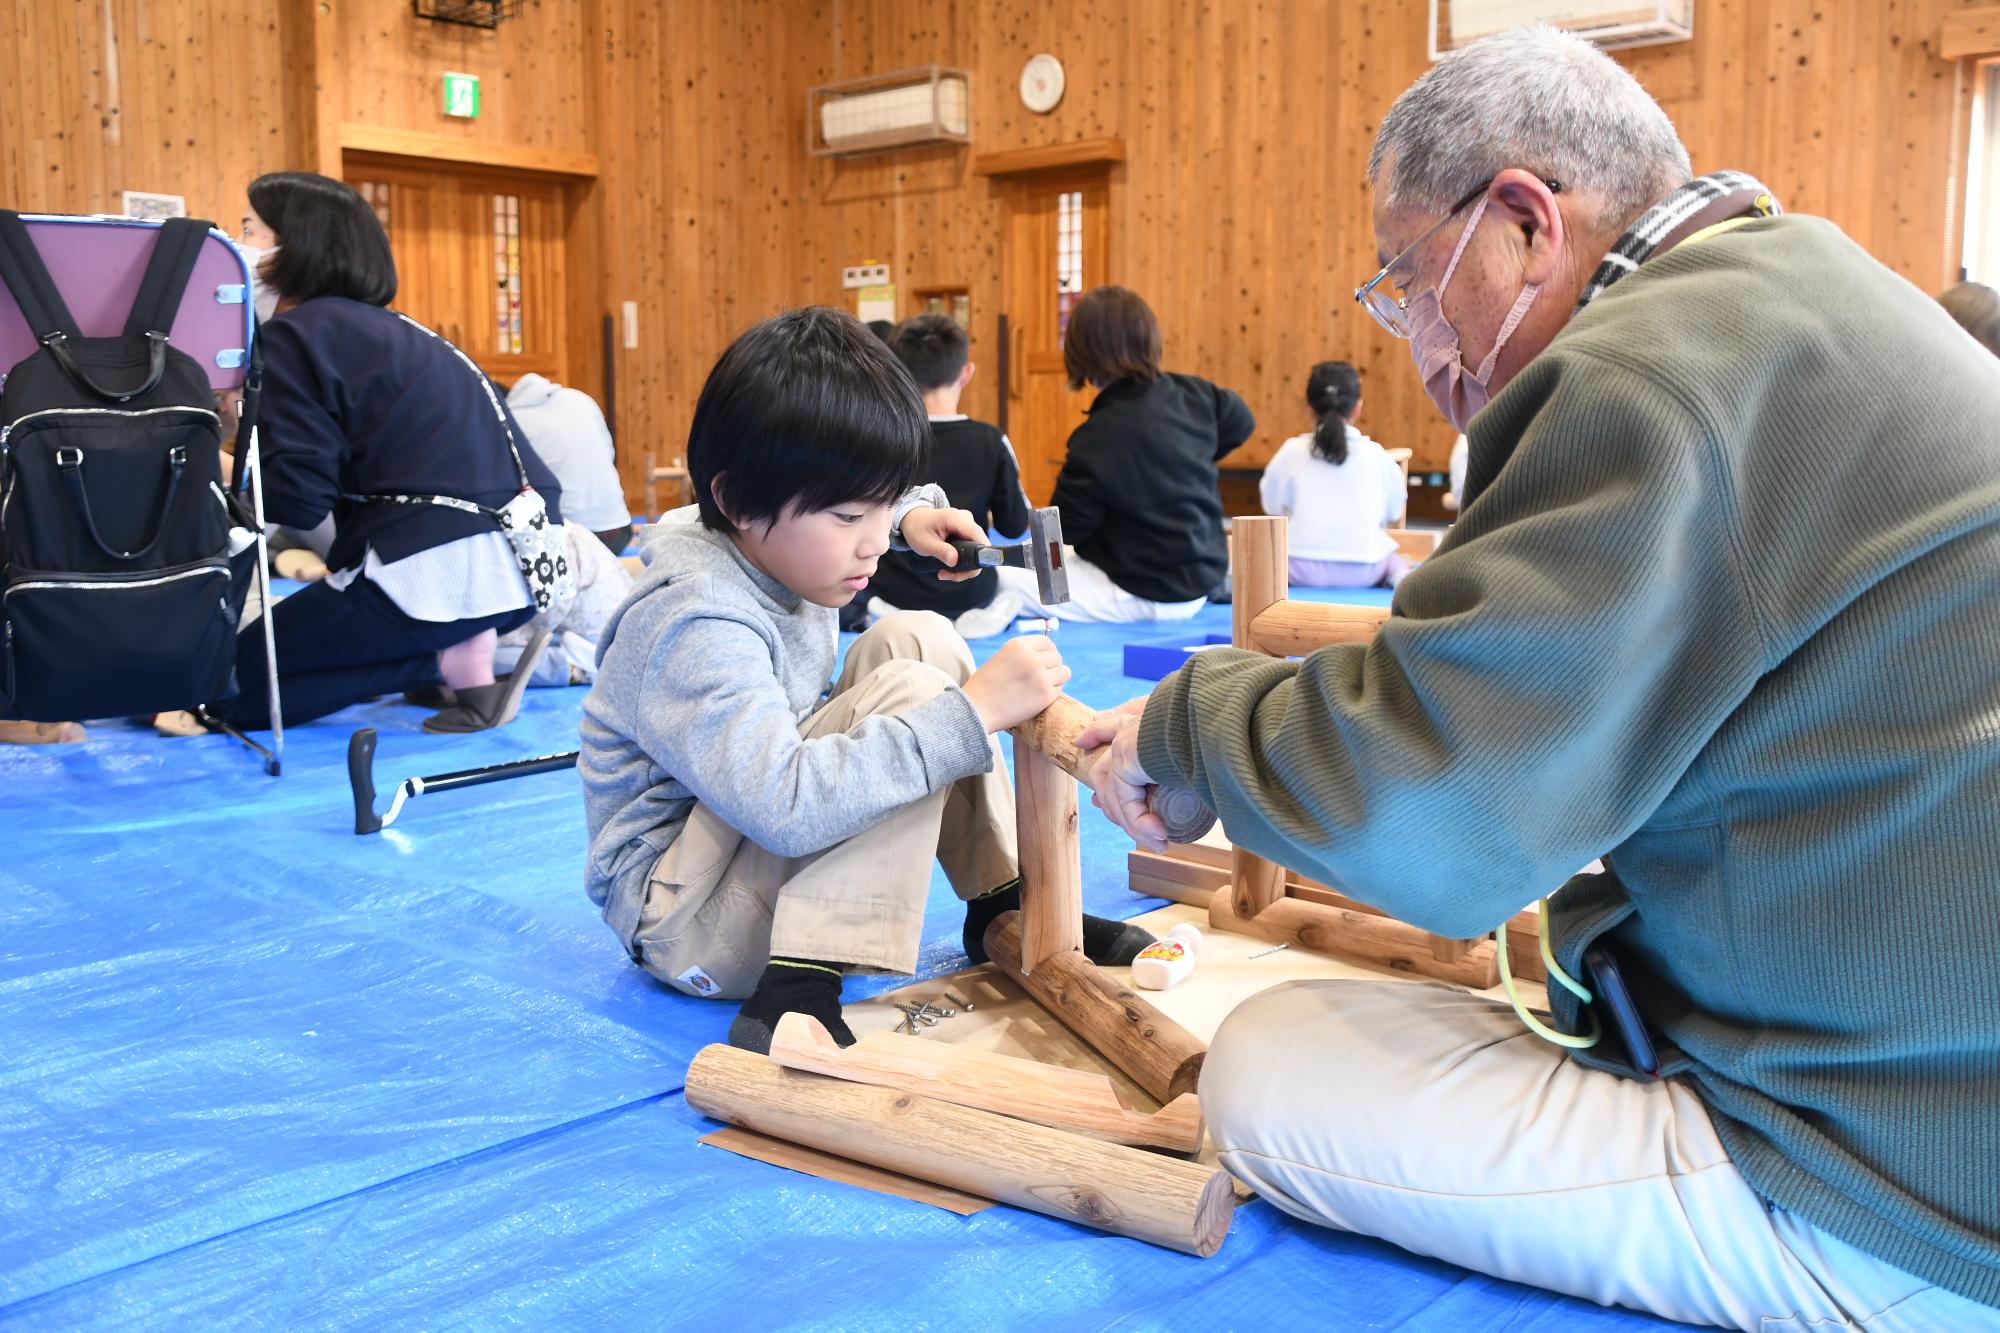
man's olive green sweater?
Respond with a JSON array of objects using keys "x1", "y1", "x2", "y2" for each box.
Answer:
[{"x1": 1139, "y1": 215, "x2": 2000, "y2": 1305}]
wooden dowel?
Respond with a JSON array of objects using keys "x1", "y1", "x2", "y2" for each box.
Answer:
[
  {"x1": 769, "y1": 1014, "x2": 1205, "y2": 1154},
  {"x1": 1246, "y1": 600, "x2": 1391, "y2": 658},
  {"x1": 983, "y1": 911, "x2": 1207, "y2": 1103},
  {"x1": 686, "y1": 1043, "x2": 1235, "y2": 1256},
  {"x1": 1015, "y1": 695, "x2": 1215, "y2": 844},
  {"x1": 1208, "y1": 889, "x2": 1501, "y2": 989},
  {"x1": 1015, "y1": 738, "x2": 1083, "y2": 973}
]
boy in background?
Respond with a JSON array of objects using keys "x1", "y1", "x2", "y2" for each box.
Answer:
[{"x1": 866, "y1": 314, "x2": 1033, "y2": 639}]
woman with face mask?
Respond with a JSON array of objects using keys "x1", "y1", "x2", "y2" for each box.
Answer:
[{"x1": 199, "y1": 172, "x2": 565, "y2": 735}]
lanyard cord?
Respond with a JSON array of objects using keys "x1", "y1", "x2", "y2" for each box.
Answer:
[{"x1": 1495, "y1": 899, "x2": 1601, "y2": 1050}]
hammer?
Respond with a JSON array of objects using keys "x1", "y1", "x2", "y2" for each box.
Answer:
[{"x1": 918, "y1": 506, "x2": 1069, "y2": 607}]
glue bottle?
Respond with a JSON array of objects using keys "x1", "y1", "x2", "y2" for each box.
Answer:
[{"x1": 1132, "y1": 923, "x2": 1202, "y2": 990}]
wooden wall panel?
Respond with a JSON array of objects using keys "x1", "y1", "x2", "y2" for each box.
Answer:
[
  {"x1": 787, "y1": 0, "x2": 1990, "y2": 473},
  {"x1": 0, "y1": 0, "x2": 289, "y2": 229}
]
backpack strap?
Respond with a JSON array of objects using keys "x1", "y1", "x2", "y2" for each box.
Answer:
[
  {"x1": 124, "y1": 216, "x2": 213, "y2": 338},
  {"x1": 0, "y1": 210, "x2": 82, "y2": 344}
]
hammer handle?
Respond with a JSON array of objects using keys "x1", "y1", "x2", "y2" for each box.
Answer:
[{"x1": 1013, "y1": 695, "x2": 1217, "y2": 844}]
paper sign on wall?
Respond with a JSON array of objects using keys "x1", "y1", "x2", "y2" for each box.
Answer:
[{"x1": 856, "y1": 284, "x2": 897, "y2": 324}]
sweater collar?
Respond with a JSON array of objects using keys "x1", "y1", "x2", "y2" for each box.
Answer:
[{"x1": 1576, "y1": 171, "x2": 1781, "y2": 311}]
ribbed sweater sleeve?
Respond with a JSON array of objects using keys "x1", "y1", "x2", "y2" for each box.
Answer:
[{"x1": 1137, "y1": 351, "x2": 1768, "y2": 938}]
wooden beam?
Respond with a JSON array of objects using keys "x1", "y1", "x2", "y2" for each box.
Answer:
[
  {"x1": 1209, "y1": 890, "x2": 1501, "y2": 989},
  {"x1": 1230, "y1": 515, "x2": 1289, "y2": 650},
  {"x1": 337, "y1": 124, "x2": 601, "y2": 178},
  {"x1": 685, "y1": 1043, "x2": 1235, "y2": 1256},
  {"x1": 281, "y1": 0, "x2": 342, "y2": 177},
  {"x1": 984, "y1": 912, "x2": 1207, "y2": 1103},
  {"x1": 973, "y1": 137, "x2": 1126, "y2": 177},
  {"x1": 1941, "y1": 6, "x2": 2000, "y2": 59},
  {"x1": 768, "y1": 1014, "x2": 1204, "y2": 1154},
  {"x1": 1247, "y1": 599, "x2": 1390, "y2": 658}
]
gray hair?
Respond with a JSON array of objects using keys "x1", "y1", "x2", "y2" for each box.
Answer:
[{"x1": 1368, "y1": 26, "x2": 1692, "y2": 233}]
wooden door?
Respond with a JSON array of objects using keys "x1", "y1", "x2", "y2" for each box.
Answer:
[
  {"x1": 1002, "y1": 170, "x2": 1109, "y2": 505},
  {"x1": 343, "y1": 155, "x2": 569, "y2": 385}
]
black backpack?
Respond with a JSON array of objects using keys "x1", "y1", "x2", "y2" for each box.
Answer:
[{"x1": 0, "y1": 212, "x2": 247, "y2": 722}]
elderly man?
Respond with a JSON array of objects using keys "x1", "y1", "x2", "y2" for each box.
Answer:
[{"x1": 1080, "y1": 26, "x2": 1999, "y2": 1332}]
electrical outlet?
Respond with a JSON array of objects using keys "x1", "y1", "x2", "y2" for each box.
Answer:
[{"x1": 842, "y1": 263, "x2": 891, "y2": 289}]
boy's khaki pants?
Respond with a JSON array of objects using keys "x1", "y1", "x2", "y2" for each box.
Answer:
[
  {"x1": 1202, "y1": 979, "x2": 2000, "y2": 1332},
  {"x1": 630, "y1": 612, "x2": 1015, "y2": 999}
]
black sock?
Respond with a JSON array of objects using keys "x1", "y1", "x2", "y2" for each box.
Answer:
[
  {"x1": 728, "y1": 957, "x2": 854, "y2": 1054},
  {"x1": 962, "y1": 881, "x2": 1158, "y2": 967}
]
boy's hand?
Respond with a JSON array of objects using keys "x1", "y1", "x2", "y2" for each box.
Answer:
[
  {"x1": 900, "y1": 506, "x2": 987, "y2": 582},
  {"x1": 1076, "y1": 698, "x2": 1169, "y2": 850},
  {"x1": 962, "y1": 635, "x2": 1071, "y2": 733}
]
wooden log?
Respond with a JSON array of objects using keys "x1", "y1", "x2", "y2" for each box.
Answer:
[
  {"x1": 1015, "y1": 694, "x2": 1215, "y2": 844},
  {"x1": 1232, "y1": 846, "x2": 1284, "y2": 919},
  {"x1": 984, "y1": 911, "x2": 1207, "y2": 1104},
  {"x1": 1247, "y1": 599, "x2": 1391, "y2": 658},
  {"x1": 1231, "y1": 515, "x2": 1290, "y2": 650},
  {"x1": 1015, "y1": 738, "x2": 1083, "y2": 973},
  {"x1": 769, "y1": 1014, "x2": 1205, "y2": 1154},
  {"x1": 1209, "y1": 889, "x2": 1502, "y2": 989},
  {"x1": 686, "y1": 1042, "x2": 1235, "y2": 1256}
]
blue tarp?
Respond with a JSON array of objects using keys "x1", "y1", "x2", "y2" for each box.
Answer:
[{"x1": 0, "y1": 591, "x2": 1682, "y2": 1329}]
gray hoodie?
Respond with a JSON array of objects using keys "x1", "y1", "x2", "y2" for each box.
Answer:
[{"x1": 579, "y1": 500, "x2": 992, "y2": 941}]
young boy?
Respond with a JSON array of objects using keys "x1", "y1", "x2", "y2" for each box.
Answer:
[
  {"x1": 863, "y1": 313, "x2": 1033, "y2": 639},
  {"x1": 580, "y1": 308, "x2": 1154, "y2": 1052}
]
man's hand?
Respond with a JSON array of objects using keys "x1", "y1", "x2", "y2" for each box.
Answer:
[
  {"x1": 1076, "y1": 697, "x2": 1169, "y2": 851},
  {"x1": 899, "y1": 505, "x2": 988, "y2": 582},
  {"x1": 962, "y1": 635, "x2": 1071, "y2": 733}
]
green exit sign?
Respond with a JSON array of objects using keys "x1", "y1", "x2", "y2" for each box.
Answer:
[{"x1": 443, "y1": 71, "x2": 480, "y2": 119}]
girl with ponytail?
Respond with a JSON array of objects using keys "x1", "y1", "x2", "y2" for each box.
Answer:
[{"x1": 1258, "y1": 361, "x2": 1412, "y2": 588}]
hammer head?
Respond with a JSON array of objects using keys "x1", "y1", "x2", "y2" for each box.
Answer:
[{"x1": 1026, "y1": 507, "x2": 1069, "y2": 605}]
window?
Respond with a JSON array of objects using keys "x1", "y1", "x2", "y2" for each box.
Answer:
[
  {"x1": 1057, "y1": 189, "x2": 1083, "y2": 340},
  {"x1": 493, "y1": 193, "x2": 523, "y2": 355},
  {"x1": 355, "y1": 180, "x2": 391, "y2": 236}
]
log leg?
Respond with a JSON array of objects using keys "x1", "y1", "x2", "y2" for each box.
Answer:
[
  {"x1": 1012, "y1": 736, "x2": 1082, "y2": 975},
  {"x1": 1232, "y1": 846, "x2": 1284, "y2": 919},
  {"x1": 984, "y1": 910, "x2": 1207, "y2": 1103}
]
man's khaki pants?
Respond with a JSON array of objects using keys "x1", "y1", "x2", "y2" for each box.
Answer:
[
  {"x1": 1202, "y1": 980, "x2": 2000, "y2": 1332},
  {"x1": 630, "y1": 612, "x2": 1015, "y2": 999}
]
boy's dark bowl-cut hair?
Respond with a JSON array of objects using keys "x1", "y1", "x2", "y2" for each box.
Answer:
[
  {"x1": 889, "y1": 312, "x2": 970, "y2": 391},
  {"x1": 689, "y1": 306, "x2": 930, "y2": 533},
  {"x1": 1062, "y1": 285, "x2": 1161, "y2": 391},
  {"x1": 247, "y1": 171, "x2": 398, "y2": 307}
]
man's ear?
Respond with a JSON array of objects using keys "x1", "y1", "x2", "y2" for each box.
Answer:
[
  {"x1": 1490, "y1": 169, "x2": 1567, "y2": 286},
  {"x1": 958, "y1": 361, "x2": 976, "y2": 390}
]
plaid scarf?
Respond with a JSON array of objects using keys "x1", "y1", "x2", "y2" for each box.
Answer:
[{"x1": 1575, "y1": 170, "x2": 1780, "y2": 310}]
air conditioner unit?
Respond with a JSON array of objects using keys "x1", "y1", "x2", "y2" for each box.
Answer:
[
  {"x1": 809, "y1": 66, "x2": 971, "y2": 158},
  {"x1": 1430, "y1": 0, "x2": 1694, "y2": 59}
]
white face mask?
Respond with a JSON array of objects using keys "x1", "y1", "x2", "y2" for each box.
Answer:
[{"x1": 238, "y1": 243, "x2": 281, "y2": 323}]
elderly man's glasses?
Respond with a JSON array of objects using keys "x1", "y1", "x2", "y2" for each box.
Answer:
[{"x1": 1355, "y1": 177, "x2": 1560, "y2": 339}]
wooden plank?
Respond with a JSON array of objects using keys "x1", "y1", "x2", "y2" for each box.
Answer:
[
  {"x1": 685, "y1": 1043, "x2": 1235, "y2": 1256},
  {"x1": 1941, "y1": 5, "x2": 2000, "y2": 59},
  {"x1": 768, "y1": 1014, "x2": 1205, "y2": 1154},
  {"x1": 698, "y1": 1127, "x2": 993, "y2": 1216},
  {"x1": 337, "y1": 124, "x2": 601, "y2": 178},
  {"x1": 983, "y1": 911, "x2": 1207, "y2": 1104},
  {"x1": 973, "y1": 136, "x2": 1126, "y2": 176},
  {"x1": 1209, "y1": 891, "x2": 1501, "y2": 989},
  {"x1": 1247, "y1": 600, "x2": 1391, "y2": 658}
]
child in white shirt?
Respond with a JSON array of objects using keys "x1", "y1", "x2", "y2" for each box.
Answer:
[{"x1": 1258, "y1": 362, "x2": 1409, "y2": 588}]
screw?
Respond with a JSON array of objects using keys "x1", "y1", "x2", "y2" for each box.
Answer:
[
  {"x1": 943, "y1": 990, "x2": 973, "y2": 1011},
  {"x1": 1249, "y1": 942, "x2": 1290, "y2": 959}
]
